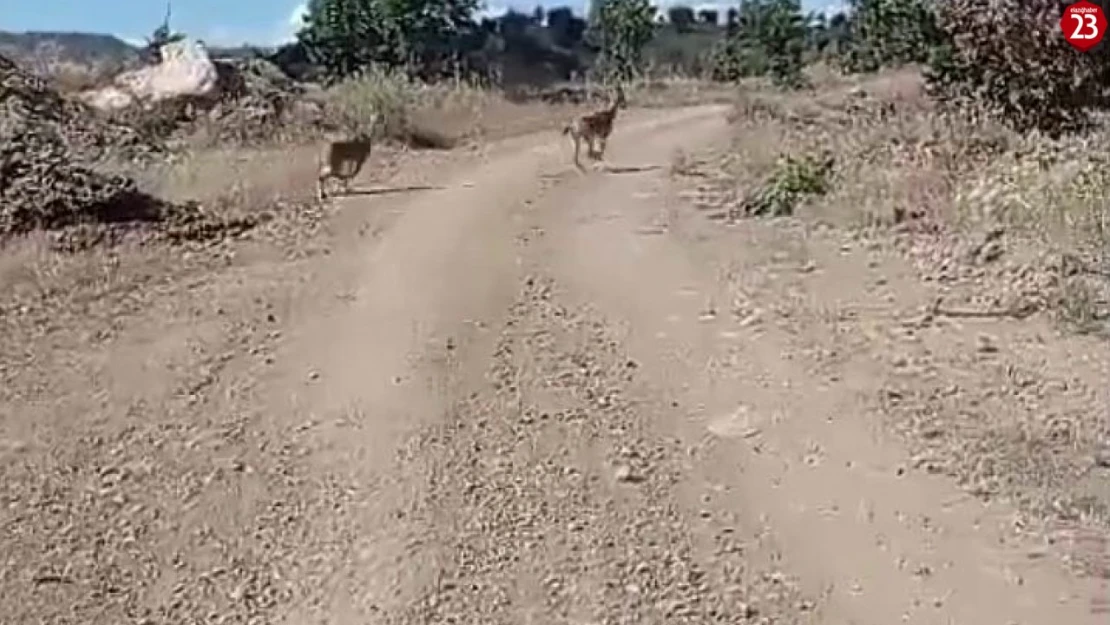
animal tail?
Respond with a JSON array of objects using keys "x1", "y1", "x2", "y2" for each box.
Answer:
[{"x1": 561, "y1": 123, "x2": 572, "y2": 135}]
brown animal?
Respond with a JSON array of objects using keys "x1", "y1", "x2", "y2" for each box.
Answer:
[
  {"x1": 316, "y1": 116, "x2": 380, "y2": 201},
  {"x1": 562, "y1": 85, "x2": 627, "y2": 169}
]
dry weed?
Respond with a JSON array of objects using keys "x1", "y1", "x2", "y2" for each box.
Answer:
[{"x1": 674, "y1": 65, "x2": 1110, "y2": 540}]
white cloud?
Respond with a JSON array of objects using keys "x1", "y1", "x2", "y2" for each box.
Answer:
[
  {"x1": 478, "y1": 3, "x2": 508, "y2": 18},
  {"x1": 286, "y1": 3, "x2": 309, "y2": 35},
  {"x1": 204, "y1": 3, "x2": 308, "y2": 47}
]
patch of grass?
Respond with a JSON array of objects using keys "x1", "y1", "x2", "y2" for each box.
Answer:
[{"x1": 1055, "y1": 276, "x2": 1109, "y2": 336}]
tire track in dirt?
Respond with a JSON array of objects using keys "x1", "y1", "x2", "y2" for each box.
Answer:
[
  {"x1": 539, "y1": 115, "x2": 1110, "y2": 623},
  {"x1": 389, "y1": 273, "x2": 807, "y2": 624},
  {"x1": 250, "y1": 106, "x2": 741, "y2": 625}
]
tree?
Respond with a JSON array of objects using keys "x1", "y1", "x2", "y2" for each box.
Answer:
[
  {"x1": 297, "y1": 0, "x2": 400, "y2": 80},
  {"x1": 378, "y1": 0, "x2": 482, "y2": 73},
  {"x1": 926, "y1": 0, "x2": 1110, "y2": 134},
  {"x1": 546, "y1": 6, "x2": 587, "y2": 48},
  {"x1": 297, "y1": 0, "x2": 480, "y2": 80},
  {"x1": 499, "y1": 9, "x2": 533, "y2": 36},
  {"x1": 697, "y1": 9, "x2": 718, "y2": 25},
  {"x1": 710, "y1": 0, "x2": 808, "y2": 88},
  {"x1": 837, "y1": 0, "x2": 943, "y2": 73},
  {"x1": 726, "y1": 7, "x2": 740, "y2": 34},
  {"x1": 667, "y1": 5, "x2": 696, "y2": 33},
  {"x1": 588, "y1": 0, "x2": 656, "y2": 82}
]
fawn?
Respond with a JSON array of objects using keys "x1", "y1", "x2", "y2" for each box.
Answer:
[
  {"x1": 562, "y1": 85, "x2": 627, "y2": 169},
  {"x1": 316, "y1": 115, "x2": 380, "y2": 201}
]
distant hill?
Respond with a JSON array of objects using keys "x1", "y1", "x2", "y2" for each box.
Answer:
[
  {"x1": 0, "y1": 31, "x2": 140, "y2": 70},
  {"x1": 0, "y1": 30, "x2": 271, "y2": 72}
]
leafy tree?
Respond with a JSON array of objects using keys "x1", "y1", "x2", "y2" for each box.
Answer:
[
  {"x1": 546, "y1": 6, "x2": 587, "y2": 48},
  {"x1": 297, "y1": 0, "x2": 400, "y2": 80},
  {"x1": 711, "y1": 0, "x2": 808, "y2": 88},
  {"x1": 837, "y1": 0, "x2": 943, "y2": 73},
  {"x1": 925, "y1": 0, "x2": 1110, "y2": 134},
  {"x1": 725, "y1": 7, "x2": 740, "y2": 34},
  {"x1": 500, "y1": 9, "x2": 534, "y2": 36},
  {"x1": 378, "y1": 0, "x2": 481, "y2": 72},
  {"x1": 668, "y1": 6, "x2": 696, "y2": 33},
  {"x1": 588, "y1": 0, "x2": 656, "y2": 82},
  {"x1": 297, "y1": 0, "x2": 479, "y2": 80},
  {"x1": 824, "y1": 11, "x2": 850, "y2": 56}
]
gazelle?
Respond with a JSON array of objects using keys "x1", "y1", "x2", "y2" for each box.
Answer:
[
  {"x1": 316, "y1": 114, "x2": 381, "y2": 201},
  {"x1": 562, "y1": 85, "x2": 627, "y2": 169}
]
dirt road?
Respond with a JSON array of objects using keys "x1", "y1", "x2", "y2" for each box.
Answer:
[{"x1": 3, "y1": 105, "x2": 1107, "y2": 624}]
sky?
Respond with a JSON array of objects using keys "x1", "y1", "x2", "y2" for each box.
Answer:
[{"x1": 0, "y1": 0, "x2": 844, "y2": 48}]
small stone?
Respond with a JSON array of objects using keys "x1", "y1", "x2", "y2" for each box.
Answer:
[
  {"x1": 1094, "y1": 448, "x2": 1110, "y2": 468},
  {"x1": 614, "y1": 464, "x2": 642, "y2": 483},
  {"x1": 976, "y1": 334, "x2": 999, "y2": 354}
]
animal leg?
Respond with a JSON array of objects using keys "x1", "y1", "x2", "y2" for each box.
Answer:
[
  {"x1": 317, "y1": 175, "x2": 328, "y2": 201},
  {"x1": 572, "y1": 134, "x2": 584, "y2": 170},
  {"x1": 596, "y1": 136, "x2": 608, "y2": 160}
]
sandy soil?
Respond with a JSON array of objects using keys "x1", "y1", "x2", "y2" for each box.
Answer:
[{"x1": 2, "y1": 105, "x2": 1108, "y2": 624}]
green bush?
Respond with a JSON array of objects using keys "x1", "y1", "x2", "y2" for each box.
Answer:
[
  {"x1": 836, "y1": 0, "x2": 943, "y2": 73},
  {"x1": 739, "y1": 151, "x2": 834, "y2": 217}
]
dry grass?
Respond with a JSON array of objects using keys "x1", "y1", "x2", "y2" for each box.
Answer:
[
  {"x1": 320, "y1": 67, "x2": 590, "y2": 148},
  {"x1": 682, "y1": 66, "x2": 1107, "y2": 329},
  {"x1": 624, "y1": 76, "x2": 737, "y2": 109},
  {"x1": 1, "y1": 67, "x2": 726, "y2": 342},
  {"x1": 672, "y1": 65, "x2": 1110, "y2": 546}
]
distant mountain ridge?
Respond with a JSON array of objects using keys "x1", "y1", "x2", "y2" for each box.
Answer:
[
  {"x1": 0, "y1": 30, "x2": 267, "y2": 72},
  {"x1": 0, "y1": 31, "x2": 140, "y2": 67}
]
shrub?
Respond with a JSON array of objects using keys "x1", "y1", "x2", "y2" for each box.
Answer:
[
  {"x1": 710, "y1": 0, "x2": 809, "y2": 89},
  {"x1": 836, "y1": 0, "x2": 945, "y2": 73},
  {"x1": 924, "y1": 0, "x2": 1110, "y2": 135},
  {"x1": 739, "y1": 151, "x2": 834, "y2": 217},
  {"x1": 588, "y1": 0, "x2": 657, "y2": 82}
]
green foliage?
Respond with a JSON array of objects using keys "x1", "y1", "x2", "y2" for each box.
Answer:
[
  {"x1": 805, "y1": 10, "x2": 851, "y2": 60},
  {"x1": 668, "y1": 6, "x2": 697, "y2": 33},
  {"x1": 297, "y1": 0, "x2": 401, "y2": 80},
  {"x1": 710, "y1": 0, "x2": 808, "y2": 89},
  {"x1": 297, "y1": 0, "x2": 479, "y2": 81},
  {"x1": 588, "y1": 0, "x2": 657, "y2": 82},
  {"x1": 740, "y1": 151, "x2": 834, "y2": 217},
  {"x1": 836, "y1": 0, "x2": 943, "y2": 73},
  {"x1": 924, "y1": 0, "x2": 1110, "y2": 135}
]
